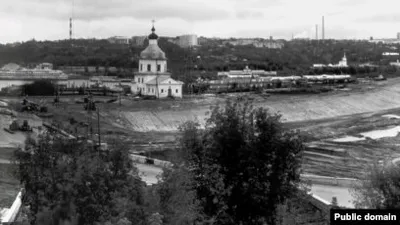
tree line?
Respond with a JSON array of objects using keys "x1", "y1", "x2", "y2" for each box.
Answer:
[{"x1": 13, "y1": 98, "x2": 319, "y2": 225}]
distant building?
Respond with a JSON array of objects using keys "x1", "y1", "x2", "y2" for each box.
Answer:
[
  {"x1": 337, "y1": 53, "x2": 348, "y2": 67},
  {"x1": 358, "y1": 63, "x2": 379, "y2": 68},
  {"x1": 89, "y1": 76, "x2": 135, "y2": 92},
  {"x1": 217, "y1": 66, "x2": 277, "y2": 79},
  {"x1": 36, "y1": 62, "x2": 53, "y2": 70},
  {"x1": 223, "y1": 38, "x2": 284, "y2": 49},
  {"x1": 177, "y1": 34, "x2": 198, "y2": 48},
  {"x1": 131, "y1": 36, "x2": 147, "y2": 46},
  {"x1": 313, "y1": 53, "x2": 348, "y2": 68},
  {"x1": 382, "y1": 52, "x2": 399, "y2": 56},
  {"x1": 198, "y1": 37, "x2": 208, "y2": 45},
  {"x1": 0, "y1": 63, "x2": 68, "y2": 80},
  {"x1": 369, "y1": 36, "x2": 400, "y2": 44},
  {"x1": 133, "y1": 25, "x2": 183, "y2": 98},
  {"x1": 390, "y1": 60, "x2": 400, "y2": 67},
  {"x1": 107, "y1": 36, "x2": 130, "y2": 44}
]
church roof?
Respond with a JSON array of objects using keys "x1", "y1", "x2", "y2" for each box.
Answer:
[
  {"x1": 140, "y1": 25, "x2": 167, "y2": 60},
  {"x1": 148, "y1": 26, "x2": 158, "y2": 40},
  {"x1": 145, "y1": 76, "x2": 184, "y2": 85},
  {"x1": 140, "y1": 44, "x2": 167, "y2": 60}
]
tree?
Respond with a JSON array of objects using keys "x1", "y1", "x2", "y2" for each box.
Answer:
[
  {"x1": 178, "y1": 98, "x2": 305, "y2": 225},
  {"x1": 157, "y1": 166, "x2": 202, "y2": 225},
  {"x1": 351, "y1": 162, "x2": 400, "y2": 209},
  {"x1": 14, "y1": 135, "x2": 147, "y2": 225}
]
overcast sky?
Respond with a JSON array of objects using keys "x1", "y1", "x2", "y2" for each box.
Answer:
[{"x1": 1, "y1": 0, "x2": 400, "y2": 44}]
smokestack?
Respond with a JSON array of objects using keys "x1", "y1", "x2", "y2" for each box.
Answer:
[
  {"x1": 322, "y1": 16, "x2": 325, "y2": 40},
  {"x1": 69, "y1": 17, "x2": 72, "y2": 40},
  {"x1": 316, "y1": 24, "x2": 318, "y2": 40}
]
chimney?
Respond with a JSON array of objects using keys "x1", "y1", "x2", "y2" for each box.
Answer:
[
  {"x1": 322, "y1": 16, "x2": 325, "y2": 40},
  {"x1": 69, "y1": 17, "x2": 72, "y2": 40}
]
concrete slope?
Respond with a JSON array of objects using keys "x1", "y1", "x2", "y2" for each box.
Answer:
[{"x1": 120, "y1": 81, "x2": 400, "y2": 132}]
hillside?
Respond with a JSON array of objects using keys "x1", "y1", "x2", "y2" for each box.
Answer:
[
  {"x1": 112, "y1": 78, "x2": 400, "y2": 132},
  {"x1": 1, "y1": 38, "x2": 400, "y2": 82}
]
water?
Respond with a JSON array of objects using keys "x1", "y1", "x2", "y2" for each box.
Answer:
[
  {"x1": 333, "y1": 126, "x2": 400, "y2": 142},
  {"x1": 361, "y1": 126, "x2": 400, "y2": 139},
  {"x1": 333, "y1": 136, "x2": 366, "y2": 142}
]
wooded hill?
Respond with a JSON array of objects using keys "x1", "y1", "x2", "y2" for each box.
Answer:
[{"x1": 0, "y1": 38, "x2": 399, "y2": 83}]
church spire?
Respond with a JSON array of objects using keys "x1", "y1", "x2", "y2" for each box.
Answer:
[{"x1": 148, "y1": 20, "x2": 158, "y2": 40}]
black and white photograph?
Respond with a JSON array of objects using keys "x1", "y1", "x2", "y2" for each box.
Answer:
[{"x1": 1, "y1": 0, "x2": 400, "y2": 224}]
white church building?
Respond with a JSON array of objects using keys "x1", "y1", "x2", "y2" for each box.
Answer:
[
  {"x1": 133, "y1": 25, "x2": 183, "y2": 98},
  {"x1": 313, "y1": 53, "x2": 348, "y2": 68}
]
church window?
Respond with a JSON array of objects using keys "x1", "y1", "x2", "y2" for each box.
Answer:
[
  {"x1": 147, "y1": 64, "x2": 151, "y2": 71},
  {"x1": 157, "y1": 64, "x2": 161, "y2": 72}
]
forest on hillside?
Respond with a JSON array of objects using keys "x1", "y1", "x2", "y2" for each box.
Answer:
[{"x1": 0, "y1": 38, "x2": 399, "y2": 83}]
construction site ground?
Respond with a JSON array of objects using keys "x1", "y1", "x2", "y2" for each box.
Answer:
[{"x1": 2, "y1": 78, "x2": 400, "y2": 208}]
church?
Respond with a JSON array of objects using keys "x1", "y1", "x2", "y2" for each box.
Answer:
[{"x1": 133, "y1": 25, "x2": 183, "y2": 98}]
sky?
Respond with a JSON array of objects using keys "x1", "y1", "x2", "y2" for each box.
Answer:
[{"x1": 1, "y1": 0, "x2": 400, "y2": 44}]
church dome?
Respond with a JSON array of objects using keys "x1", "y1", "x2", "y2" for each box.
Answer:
[
  {"x1": 140, "y1": 44, "x2": 167, "y2": 60},
  {"x1": 140, "y1": 25, "x2": 166, "y2": 60},
  {"x1": 148, "y1": 26, "x2": 158, "y2": 40}
]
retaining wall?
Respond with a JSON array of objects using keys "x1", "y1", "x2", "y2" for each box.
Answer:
[
  {"x1": 1, "y1": 190, "x2": 23, "y2": 224},
  {"x1": 130, "y1": 154, "x2": 173, "y2": 168},
  {"x1": 300, "y1": 174, "x2": 360, "y2": 188}
]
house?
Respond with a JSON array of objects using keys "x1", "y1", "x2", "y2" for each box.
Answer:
[{"x1": 133, "y1": 25, "x2": 183, "y2": 98}]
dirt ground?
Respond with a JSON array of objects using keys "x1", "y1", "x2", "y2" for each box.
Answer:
[{"x1": 3, "y1": 78, "x2": 400, "y2": 180}]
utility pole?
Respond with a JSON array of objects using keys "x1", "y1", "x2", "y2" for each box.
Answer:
[
  {"x1": 97, "y1": 107, "x2": 101, "y2": 147},
  {"x1": 119, "y1": 92, "x2": 121, "y2": 107},
  {"x1": 156, "y1": 59, "x2": 159, "y2": 98}
]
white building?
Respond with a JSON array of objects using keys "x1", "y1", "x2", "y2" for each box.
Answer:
[
  {"x1": 383, "y1": 52, "x2": 399, "y2": 56},
  {"x1": 337, "y1": 53, "x2": 348, "y2": 67},
  {"x1": 133, "y1": 25, "x2": 183, "y2": 98},
  {"x1": 107, "y1": 36, "x2": 130, "y2": 45},
  {"x1": 177, "y1": 34, "x2": 198, "y2": 48},
  {"x1": 390, "y1": 60, "x2": 400, "y2": 67},
  {"x1": 131, "y1": 36, "x2": 147, "y2": 46},
  {"x1": 217, "y1": 66, "x2": 277, "y2": 79},
  {"x1": 312, "y1": 53, "x2": 348, "y2": 68}
]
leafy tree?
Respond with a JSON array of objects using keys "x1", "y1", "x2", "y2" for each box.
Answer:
[
  {"x1": 351, "y1": 162, "x2": 400, "y2": 209},
  {"x1": 178, "y1": 98, "x2": 305, "y2": 225},
  {"x1": 14, "y1": 135, "x2": 147, "y2": 225},
  {"x1": 157, "y1": 166, "x2": 202, "y2": 225}
]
